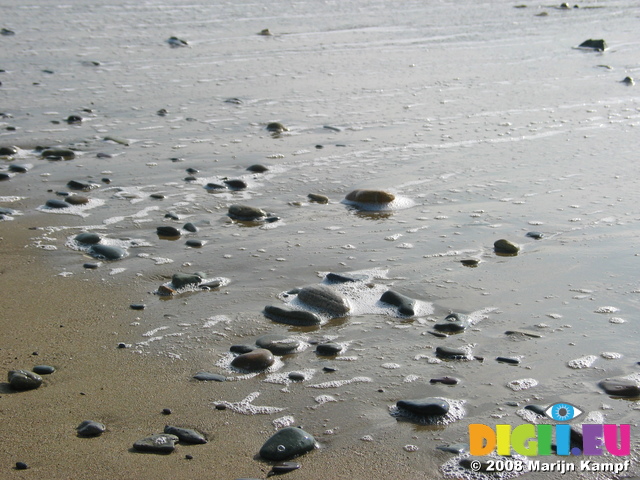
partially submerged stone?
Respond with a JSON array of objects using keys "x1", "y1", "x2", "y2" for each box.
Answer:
[
  {"x1": 41, "y1": 148, "x2": 76, "y2": 160},
  {"x1": 297, "y1": 284, "x2": 350, "y2": 316},
  {"x1": 228, "y1": 204, "x2": 266, "y2": 221},
  {"x1": 171, "y1": 273, "x2": 203, "y2": 289},
  {"x1": 345, "y1": 189, "x2": 395, "y2": 204},
  {"x1": 396, "y1": 397, "x2": 450, "y2": 416},
  {"x1": 259, "y1": 427, "x2": 316, "y2": 461},
  {"x1": 379, "y1": 290, "x2": 416, "y2": 316},
  {"x1": 75, "y1": 232, "x2": 101, "y2": 245},
  {"x1": 266, "y1": 122, "x2": 288, "y2": 133},
  {"x1": 157, "y1": 225, "x2": 181, "y2": 238},
  {"x1": 434, "y1": 313, "x2": 471, "y2": 333},
  {"x1": 264, "y1": 305, "x2": 322, "y2": 327}
]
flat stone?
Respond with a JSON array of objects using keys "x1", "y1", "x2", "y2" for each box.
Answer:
[
  {"x1": 460, "y1": 259, "x2": 479, "y2": 267},
  {"x1": 256, "y1": 334, "x2": 301, "y2": 355},
  {"x1": 324, "y1": 272, "x2": 367, "y2": 283},
  {"x1": 315, "y1": 343, "x2": 342, "y2": 355},
  {"x1": 77, "y1": 420, "x2": 106, "y2": 437},
  {"x1": 164, "y1": 425, "x2": 207, "y2": 444},
  {"x1": 437, "y1": 443, "x2": 467, "y2": 454},
  {"x1": 345, "y1": 189, "x2": 395, "y2": 204},
  {"x1": 67, "y1": 180, "x2": 94, "y2": 191},
  {"x1": 230, "y1": 345, "x2": 254, "y2": 354},
  {"x1": 223, "y1": 179, "x2": 247, "y2": 190},
  {"x1": 171, "y1": 273, "x2": 202, "y2": 289},
  {"x1": 45, "y1": 199, "x2": 69, "y2": 209},
  {"x1": 297, "y1": 284, "x2": 350, "y2": 316},
  {"x1": 133, "y1": 434, "x2": 179, "y2": 454},
  {"x1": 130, "y1": 304, "x2": 146, "y2": 310},
  {"x1": 185, "y1": 239, "x2": 204, "y2": 248},
  {"x1": 8, "y1": 164, "x2": 29, "y2": 173},
  {"x1": 247, "y1": 164, "x2": 269, "y2": 173},
  {"x1": 598, "y1": 378, "x2": 640, "y2": 398},
  {"x1": 259, "y1": 427, "x2": 316, "y2": 461},
  {"x1": 524, "y1": 404, "x2": 546, "y2": 416},
  {"x1": 8, "y1": 370, "x2": 43, "y2": 391},
  {"x1": 270, "y1": 462, "x2": 301, "y2": 474},
  {"x1": 396, "y1": 397, "x2": 450, "y2": 416},
  {"x1": 264, "y1": 305, "x2": 322, "y2": 327},
  {"x1": 505, "y1": 329, "x2": 543, "y2": 338},
  {"x1": 494, "y1": 239, "x2": 520, "y2": 255},
  {"x1": 65, "y1": 195, "x2": 90, "y2": 205},
  {"x1": 32, "y1": 365, "x2": 55, "y2": 375},
  {"x1": 579, "y1": 38, "x2": 607, "y2": 51},
  {"x1": 228, "y1": 204, "x2": 266, "y2": 220},
  {"x1": 430, "y1": 376, "x2": 460, "y2": 385},
  {"x1": 434, "y1": 313, "x2": 471, "y2": 333},
  {"x1": 435, "y1": 346, "x2": 469, "y2": 359},
  {"x1": 288, "y1": 372, "x2": 305, "y2": 381},
  {"x1": 307, "y1": 193, "x2": 329, "y2": 204},
  {"x1": 83, "y1": 262, "x2": 100, "y2": 269},
  {"x1": 526, "y1": 231, "x2": 544, "y2": 239},
  {"x1": 230, "y1": 348, "x2": 275, "y2": 371},
  {"x1": 75, "y1": 232, "x2": 101, "y2": 245},
  {"x1": 157, "y1": 226, "x2": 181, "y2": 238},
  {"x1": 41, "y1": 148, "x2": 75, "y2": 160},
  {"x1": 497, "y1": 356, "x2": 520, "y2": 365},
  {"x1": 193, "y1": 372, "x2": 226, "y2": 382},
  {"x1": 379, "y1": 290, "x2": 416, "y2": 316},
  {"x1": 89, "y1": 244, "x2": 127, "y2": 261}
]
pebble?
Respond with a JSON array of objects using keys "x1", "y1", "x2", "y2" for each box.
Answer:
[
  {"x1": 76, "y1": 420, "x2": 106, "y2": 437},
  {"x1": 228, "y1": 204, "x2": 266, "y2": 221},
  {"x1": 83, "y1": 262, "x2": 100, "y2": 269},
  {"x1": 505, "y1": 329, "x2": 543, "y2": 338},
  {"x1": 494, "y1": 239, "x2": 520, "y2": 255},
  {"x1": 524, "y1": 404, "x2": 546, "y2": 416},
  {"x1": 67, "y1": 180, "x2": 94, "y2": 191},
  {"x1": 75, "y1": 232, "x2": 101, "y2": 244},
  {"x1": 247, "y1": 164, "x2": 269, "y2": 173},
  {"x1": 8, "y1": 163, "x2": 29, "y2": 173},
  {"x1": 259, "y1": 427, "x2": 316, "y2": 461},
  {"x1": 66, "y1": 115, "x2": 82, "y2": 124},
  {"x1": 183, "y1": 222, "x2": 198, "y2": 232},
  {"x1": 65, "y1": 195, "x2": 90, "y2": 205},
  {"x1": 171, "y1": 273, "x2": 203, "y2": 289},
  {"x1": 15, "y1": 462, "x2": 28, "y2": 470},
  {"x1": 0, "y1": 146, "x2": 18, "y2": 156},
  {"x1": 41, "y1": 148, "x2": 76, "y2": 160},
  {"x1": 396, "y1": 397, "x2": 450, "y2": 416},
  {"x1": 430, "y1": 376, "x2": 460, "y2": 385},
  {"x1": 89, "y1": 244, "x2": 127, "y2": 261},
  {"x1": 164, "y1": 213, "x2": 179, "y2": 220},
  {"x1": 437, "y1": 443, "x2": 467, "y2": 454},
  {"x1": 205, "y1": 182, "x2": 226, "y2": 190},
  {"x1": 263, "y1": 304, "x2": 322, "y2": 326},
  {"x1": 270, "y1": 462, "x2": 301, "y2": 475},
  {"x1": 162, "y1": 408, "x2": 172, "y2": 415},
  {"x1": 133, "y1": 434, "x2": 179, "y2": 453},
  {"x1": 315, "y1": 343, "x2": 342, "y2": 355},
  {"x1": 598, "y1": 378, "x2": 640, "y2": 397},
  {"x1": 460, "y1": 259, "x2": 479, "y2": 267},
  {"x1": 297, "y1": 284, "x2": 350, "y2": 316},
  {"x1": 150, "y1": 193, "x2": 165, "y2": 200},
  {"x1": 435, "y1": 346, "x2": 470, "y2": 360},
  {"x1": 167, "y1": 36, "x2": 188, "y2": 47},
  {"x1": 230, "y1": 344, "x2": 254, "y2": 354},
  {"x1": 193, "y1": 372, "x2": 226, "y2": 382},
  {"x1": 379, "y1": 290, "x2": 416, "y2": 316},
  {"x1": 345, "y1": 189, "x2": 395, "y2": 204},
  {"x1": 622, "y1": 76, "x2": 635, "y2": 86},
  {"x1": 526, "y1": 231, "x2": 544, "y2": 239},
  {"x1": 288, "y1": 372, "x2": 305, "y2": 381},
  {"x1": 8, "y1": 370, "x2": 43, "y2": 391},
  {"x1": 164, "y1": 425, "x2": 207, "y2": 444},
  {"x1": 230, "y1": 348, "x2": 275, "y2": 371},
  {"x1": 32, "y1": 365, "x2": 55, "y2": 375},
  {"x1": 0, "y1": 172, "x2": 12, "y2": 181},
  {"x1": 579, "y1": 38, "x2": 607, "y2": 51},
  {"x1": 497, "y1": 356, "x2": 520, "y2": 365},
  {"x1": 256, "y1": 334, "x2": 301, "y2": 355},
  {"x1": 433, "y1": 313, "x2": 470, "y2": 332},
  {"x1": 45, "y1": 199, "x2": 69, "y2": 209},
  {"x1": 325, "y1": 272, "x2": 367, "y2": 283},
  {"x1": 0, "y1": 207, "x2": 16, "y2": 215},
  {"x1": 223, "y1": 179, "x2": 247, "y2": 190},
  {"x1": 158, "y1": 285, "x2": 176, "y2": 296},
  {"x1": 307, "y1": 193, "x2": 329, "y2": 204},
  {"x1": 130, "y1": 304, "x2": 145, "y2": 310},
  {"x1": 185, "y1": 239, "x2": 204, "y2": 248},
  {"x1": 157, "y1": 225, "x2": 181, "y2": 238},
  {"x1": 266, "y1": 122, "x2": 288, "y2": 133}
]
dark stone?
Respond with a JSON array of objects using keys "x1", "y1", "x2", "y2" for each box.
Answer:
[
  {"x1": 435, "y1": 346, "x2": 469, "y2": 359},
  {"x1": 259, "y1": 427, "x2": 316, "y2": 461},
  {"x1": 225, "y1": 97, "x2": 243, "y2": 104},
  {"x1": 83, "y1": 262, "x2": 100, "y2": 269},
  {"x1": 223, "y1": 179, "x2": 247, "y2": 190},
  {"x1": 8, "y1": 164, "x2": 29, "y2": 173},
  {"x1": 133, "y1": 434, "x2": 179, "y2": 453},
  {"x1": 325, "y1": 272, "x2": 367, "y2": 283},
  {"x1": 430, "y1": 376, "x2": 460, "y2": 385},
  {"x1": 65, "y1": 195, "x2": 89, "y2": 205},
  {"x1": 230, "y1": 348, "x2": 275, "y2": 371},
  {"x1": 77, "y1": 420, "x2": 106, "y2": 437},
  {"x1": 183, "y1": 222, "x2": 198, "y2": 232},
  {"x1": 264, "y1": 305, "x2": 322, "y2": 327},
  {"x1": 266, "y1": 122, "x2": 288, "y2": 133},
  {"x1": 67, "y1": 180, "x2": 93, "y2": 191},
  {"x1": 150, "y1": 193, "x2": 165, "y2": 199},
  {"x1": 434, "y1": 313, "x2": 471, "y2": 332},
  {"x1": 171, "y1": 273, "x2": 202, "y2": 289},
  {"x1": 396, "y1": 397, "x2": 450, "y2": 416},
  {"x1": 247, "y1": 164, "x2": 268, "y2": 173},
  {"x1": 0, "y1": 207, "x2": 15, "y2": 215},
  {"x1": 230, "y1": 344, "x2": 254, "y2": 354},
  {"x1": 89, "y1": 244, "x2": 127, "y2": 261},
  {"x1": 193, "y1": 372, "x2": 226, "y2": 382},
  {"x1": 460, "y1": 259, "x2": 479, "y2": 267},
  {"x1": 345, "y1": 189, "x2": 395, "y2": 204},
  {"x1": 315, "y1": 343, "x2": 342, "y2": 355},
  {"x1": 526, "y1": 231, "x2": 544, "y2": 239},
  {"x1": 32, "y1": 365, "x2": 55, "y2": 375},
  {"x1": 270, "y1": 462, "x2": 301, "y2": 474},
  {"x1": 0, "y1": 146, "x2": 18, "y2": 156},
  {"x1": 67, "y1": 115, "x2": 83, "y2": 124},
  {"x1": 264, "y1": 216, "x2": 280, "y2": 223},
  {"x1": 157, "y1": 226, "x2": 181, "y2": 238},
  {"x1": 164, "y1": 213, "x2": 179, "y2": 220},
  {"x1": 579, "y1": 39, "x2": 607, "y2": 51},
  {"x1": 45, "y1": 199, "x2": 69, "y2": 209},
  {"x1": 75, "y1": 232, "x2": 101, "y2": 244},
  {"x1": 288, "y1": 372, "x2": 305, "y2": 381},
  {"x1": 228, "y1": 204, "x2": 266, "y2": 220},
  {"x1": 524, "y1": 404, "x2": 546, "y2": 416},
  {"x1": 494, "y1": 239, "x2": 520, "y2": 255},
  {"x1": 41, "y1": 148, "x2": 76, "y2": 160},
  {"x1": 8, "y1": 370, "x2": 43, "y2": 391},
  {"x1": 164, "y1": 425, "x2": 207, "y2": 444},
  {"x1": 497, "y1": 356, "x2": 520, "y2": 365},
  {"x1": 379, "y1": 290, "x2": 416, "y2": 316},
  {"x1": 205, "y1": 182, "x2": 226, "y2": 190},
  {"x1": 322, "y1": 366, "x2": 337, "y2": 372},
  {"x1": 185, "y1": 168, "x2": 199, "y2": 174},
  {"x1": 598, "y1": 378, "x2": 640, "y2": 397},
  {"x1": 15, "y1": 462, "x2": 28, "y2": 470},
  {"x1": 308, "y1": 193, "x2": 329, "y2": 204},
  {"x1": 0, "y1": 172, "x2": 12, "y2": 181},
  {"x1": 186, "y1": 239, "x2": 204, "y2": 248},
  {"x1": 130, "y1": 304, "x2": 146, "y2": 310},
  {"x1": 162, "y1": 408, "x2": 172, "y2": 415},
  {"x1": 256, "y1": 334, "x2": 301, "y2": 355},
  {"x1": 297, "y1": 284, "x2": 350, "y2": 316},
  {"x1": 622, "y1": 76, "x2": 634, "y2": 86}
]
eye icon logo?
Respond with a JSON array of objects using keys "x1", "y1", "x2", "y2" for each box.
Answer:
[{"x1": 545, "y1": 403, "x2": 582, "y2": 422}]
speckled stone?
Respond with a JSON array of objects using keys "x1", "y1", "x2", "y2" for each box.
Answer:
[
  {"x1": 259, "y1": 427, "x2": 316, "y2": 461},
  {"x1": 133, "y1": 434, "x2": 179, "y2": 454}
]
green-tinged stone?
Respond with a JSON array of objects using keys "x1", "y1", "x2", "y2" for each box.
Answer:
[
  {"x1": 89, "y1": 244, "x2": 127, "y2": 261},
  {"x1": 8, "y1": 370, "x2": 43, "y2": 391},
  {"x1": 345, "y1": 189, "x2": 395, "y2": 204},
  {"x1": 259, "y1": 427, "x2": 316, "y2": 461},
  {"x1": 494, "y1": 239, "x2": 520, "y2": 255},
  {"x1": 171, "y1": 273, "x2": 202, "y2": 289}
]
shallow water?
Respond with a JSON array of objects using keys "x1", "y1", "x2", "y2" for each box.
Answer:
[{"x1": 2, "y1": 0, "x2": 640, "y2": 477}]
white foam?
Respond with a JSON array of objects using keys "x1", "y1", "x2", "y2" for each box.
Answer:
[
  {"x1": 308, "y1": 377, "x2": 372, "y2": 389},
  {"x1": 314, "y1": 395, "x2": 337, "y2": 405},
  {"x1": 211, "y1": 392, "x2": 284, "y2": 415},
  {"x1": 341, "y1": 195, "x2": 415, "y2": 212},
  {"x1": 272, "y1": 415, "x2": 295, "y2": 429},
  {"x1": 595, "y1": 306, "x2": 620, "y2": 313},
  {"x1": 263, "y1": 369, "x2": 316, "y2": 385},
  {"x1": 601, "y1": 352, "x2": 622, "y2": 359},
  {"x1": 609, "y1": 317, "x2": 626, "y2": 324},
  {"x1": 567, "y1": 355, "x2": 597, "y2": 369},
  {"x1": 506, "y1": 378, "x2": 538, "y2": 391},
  {"x1": 37, "y1": 198, "x2": 105, "y2": 218}
]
